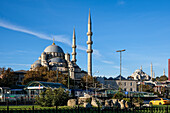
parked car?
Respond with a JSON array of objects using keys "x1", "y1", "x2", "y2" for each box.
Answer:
[{"x1": 149, "y1": 98, "x2": 170, "y2": 105}]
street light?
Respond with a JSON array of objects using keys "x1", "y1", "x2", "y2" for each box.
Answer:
[
  {"x1": 93, "y1": 71, "x2": 99, "y2": 87},
  {"x1": 116, "y1": 49, "x2": 126, "y2": 89}
]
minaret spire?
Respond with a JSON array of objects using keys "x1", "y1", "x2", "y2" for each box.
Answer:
[
  {"x1": 72, "y1": 27, "x2": 77, "y2": 63},
  {"x1": 163, "y1": 69, "x2": 165, "y2": 76},
  {"x1": 151, "y1": 62, "x2": 153, "y2": 80},
  {"x1": 87, "y1": 9, "x2": 93, "y2": 76},
  {"x1": 52, "y1": 38, "x2": 55, "y2": 45}
]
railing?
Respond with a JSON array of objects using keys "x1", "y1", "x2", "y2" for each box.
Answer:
[{"x1": 0, "y1": 105, "x2": 169, "y2": 113}]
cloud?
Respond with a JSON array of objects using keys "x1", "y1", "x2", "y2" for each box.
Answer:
[
  {"x1": 117, "y1": 0, "x2": 125, "y2": 5},
  {"x1": 0, "y1": 19, "x2": 102, "y2": 57},
  {"x1": 102, "y1": 60, "x2": 114, "y2": 64},
  {"x1": 113, "y1": 65, "x2": 128, "y2": 71},
  {"x1": 0, "y1": 19, "x2": 71, "y2": 46},
  {"x1": 0, "y1": 63, "x2": 31, "y2": 67}
]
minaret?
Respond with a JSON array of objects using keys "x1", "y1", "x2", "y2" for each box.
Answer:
[
  {"x1": 140, "y1": 66, "x2": 142, "y2": 70},
  {"x1": 153, "y1": 72, "x2": 155, "y2": 79},
  {"x1": 87, "y1": 9, "x2": 93, "y2": 76},
  {"x1": 163, "y1": 69, "x2": 165, "y2": 76},
  {"x1": 72, "y1": 28, "x2": 77, "y2": 63},
  {"x1": 151, "y1": 63, "x2": 153, "y2": 80}
]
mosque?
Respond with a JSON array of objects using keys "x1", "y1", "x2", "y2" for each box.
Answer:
[{"x1": 30, "y1": 11, "x2": 93, "y2": 80}]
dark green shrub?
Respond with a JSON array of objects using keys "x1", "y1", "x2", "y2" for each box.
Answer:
[
  {"x1": 112, "y1": 92, "x2": 124, "y2": 101},
  {"x1": 36, "y1": 87, "x2": 69, "y2": 107}
]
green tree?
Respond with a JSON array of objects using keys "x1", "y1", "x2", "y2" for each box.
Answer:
[
  {"x1": 36, "y1": 87, "x2": 69, "y2": 107},
  {"x1": 53, "y1": 87, "x2": 69, "y2": 106},
  {"x1": 112, "y1": 91, "x2": 124, "y2": 101}
]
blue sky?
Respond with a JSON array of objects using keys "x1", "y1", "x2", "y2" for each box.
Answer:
[{"x1": 0, "y1": 0, "x2": 170, "y2": 78}]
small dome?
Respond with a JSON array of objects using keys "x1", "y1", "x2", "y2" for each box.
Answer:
[
  {"x1": 34, "y1": 63, "x2": 41, "y2": 68},
  {"x1": 41, "y1": 52, "x2": 46, "y2": 55},
  {"x1": 44, "y1": 45, "x2": 64, "y2": 53},
  {"x1": 34, "y1": 60, "x2": 41, "y2": 64},
  {"x1": 135, "y1": 69, "x2": 142, "y2": 73},
  {"x1": 49, "y1": 57, "x2": 66, "y2": 63}
]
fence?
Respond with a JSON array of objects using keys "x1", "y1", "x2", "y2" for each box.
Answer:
[{"x1": 0, "y1": 105, "x2": 169, "y2": 113}]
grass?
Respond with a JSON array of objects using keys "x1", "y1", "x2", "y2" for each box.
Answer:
[
  {"x1": 0, "y1": 105, "x2": 77, "y2": 110},
  {"x1": 0, "y1": 105, "x2": 169, "y2": 113}
]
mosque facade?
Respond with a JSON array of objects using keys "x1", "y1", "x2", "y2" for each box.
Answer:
[
  {"x1": 30, "y1": 11, "x2": 93, "y2": 80},
  {"x1": 128, "y1": 66, "x2": 151, "y2": 81}
]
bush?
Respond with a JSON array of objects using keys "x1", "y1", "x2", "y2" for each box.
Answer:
[
  {"x1": 123, "y1": 98, "x2": 130, "y2": 103},
  {"x1": 85, "y1": 98, "x2": 92, "y2": 103},
  {"x1": 132, "y1": 97, "x2": 143, "y2": 104},
  {"x1": 112, "y1": 92, "x2": 124, "y2": 101},
  {"x1": 36, "y1": 87, "x2": 69, "y2": 107}
]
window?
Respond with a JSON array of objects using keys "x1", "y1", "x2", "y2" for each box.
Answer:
[
  {"x1": 130, "y1": 82, "x2": 133, "y2": 86},
  {"x1": 31, "y1": 90, "x2": 34, "y2": 95},
  {"x1": 124, "y1": 88, "x2": 126, "y2": 91},
  {"x1": 154, "y1": 99, "x2": 161, "y2": 101},
  {"x1": 124, "y1": 82, "x2": 126, "y2": 86},
  {"x1": 118, "y1": 82, "x2": 121, "y2": 85},
  {"x1": 130, "y1": 88, "x2": 132, "y2": 91}
]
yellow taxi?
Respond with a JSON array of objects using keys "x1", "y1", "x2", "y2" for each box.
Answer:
[{"x1": 149, "y1": 98, "x2": 170, "y2": 105}]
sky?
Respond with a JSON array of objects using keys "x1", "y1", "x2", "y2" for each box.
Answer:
[{"x1": 0, "y1": 0, "x2": 170, "y2": 78}]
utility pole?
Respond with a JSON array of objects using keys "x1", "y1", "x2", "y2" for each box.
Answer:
[{"x1": 116, "y1": 49, "x2": 126, "y2": 89}]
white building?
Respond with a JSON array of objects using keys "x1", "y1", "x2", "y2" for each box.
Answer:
[{"x1": 129, "y1": 67, "x2": 150, "y2": 81}]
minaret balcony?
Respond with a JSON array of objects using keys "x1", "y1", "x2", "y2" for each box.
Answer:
[
  {"x1": 87, "y1": 41, "x2": 93, "y2": 44},
  {"x1": 87, "y1": 32, "x2": 93, "y2": 36},
  {"x1": 72, "y1": 45, "x2": 77, "y2": 48},
  {"x1": 72, "y1": 52, "x2": 77, "y2": 55},
  {"x1": 87, "y1": 49, "x2": 93, "y2": 53}
]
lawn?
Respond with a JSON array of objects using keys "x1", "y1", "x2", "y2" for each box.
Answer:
[
  {"x1": 0, "y1": 105, "x2": 76, "y2": 110},
  {"x1": 0, "y1": 105, "x2": 169, "y2": 113}
]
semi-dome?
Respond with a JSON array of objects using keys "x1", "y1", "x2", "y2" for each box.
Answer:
[
  {"x1": 44, "y1": 43, "x2": 64, "y2": 53},
  {"x1": 49, "y1": 57, "x2": 66, "y2": 63}
]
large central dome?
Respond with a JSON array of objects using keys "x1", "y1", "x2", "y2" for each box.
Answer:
[{"x1": 44, "y1": 43, "x2": 64, "y2": 53}]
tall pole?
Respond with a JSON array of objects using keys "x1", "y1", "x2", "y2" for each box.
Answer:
[
  {"x1": 116, "y1": 49, "x2": 126, "y2": 89},
  {"x1": 68, "y1": 69, "x2": 70, "y2": 90},
  {"x1": 86, "y1": 74, "x2": 88, "y2": 93},
  {"x1": 120, "y1": 52, "x2": 122, "y2": 81}
]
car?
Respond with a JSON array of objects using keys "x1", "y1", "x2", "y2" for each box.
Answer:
[{"x1": 149, "y1": 98, "x2": 170, "y2": 105}]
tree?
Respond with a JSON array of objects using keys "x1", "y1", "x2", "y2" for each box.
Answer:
[
  {"x1": 22, "y1": 67, "x2": 69, "y2": 86},
  {"x1": 138, "y1": 84, "x2": 154, "y2": 92},
  {"x1": 36, "y1": 87, "x2": 69, "y2": 107},
  {"x1": 0, "y1": 67, "x2": 18, "y2": 87},
  {"x1": 79, "y1": 75, "x2": 101, "y2": 89},
  {"x1": 112, "y1": 91, "x2": 124, "y2": 101},
  {"x1": 53, "y1": 87, "x2": 69, "y2": 106}
]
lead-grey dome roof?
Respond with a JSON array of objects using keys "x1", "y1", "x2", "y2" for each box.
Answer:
[
  {"x1": 44, "y1": 45, "x2": 64, "y2": 53},
  {"x1": 49, "y1": 57, "x2": 66, "y2": 63}
]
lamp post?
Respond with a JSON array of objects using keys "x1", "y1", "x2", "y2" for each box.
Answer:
[
  {"x1": 116, "y1": 49, "x2": 126, "y2": 89},
  {"x1": 68, "y1": 68, "x2": 70, "y2": 90},
  {"x1": 93, "y1": 71, "x2": 99, "y2": 87}
]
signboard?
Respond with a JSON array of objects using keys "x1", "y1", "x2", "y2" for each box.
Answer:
[
  {"x1": 27, "y1": 86, "x2": 43, "y2": 89},
  {"x1": 125, "y1": 91, "x2": 128, "y2": 95}
]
